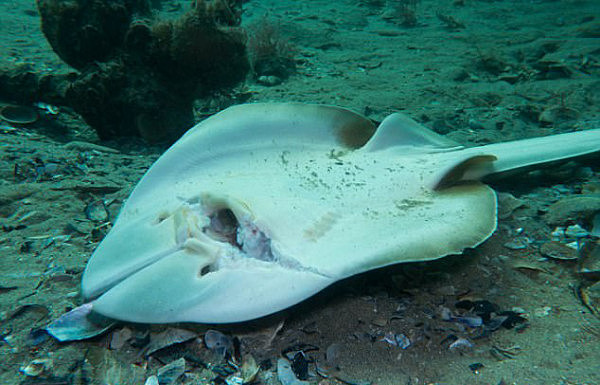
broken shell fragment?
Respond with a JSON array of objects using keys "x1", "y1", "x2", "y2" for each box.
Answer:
[
  {"x1": 540, "y1": 241, "x2": 579, "y2": 261},
  {"x1": 241, "y1": 354, "x2": 260, "y2": 383},
  {"x1": 277, "y1": 358, "x2": 309, "y2": 385},
  {"x1": 0, "y1": 104, "x2": 38, "y2": 125},
  {"x1": 448, "y1": 337, "x2": 473, "y2": 351},
  {"x1": 143, "y1": 328, "x2": 197, "y2": 356},
  {"x1": 578, "y1": 240, "x2": 600, "y2": 280},
  {"x1": 45, "y1": 303, "x2": 116, "y2": 342},
  {"x1": 85, "y1": 199, "x2": 110, "y2": 222},
  {"x1": 565, "y1": 224, "x2": 589, "y2": 239},
  {"x1": 157, "y1": 357, "x2": 186, "y2": 385},
  {"x1": 20, "y1": 358, "x2": 53, "y2": 377},
  {"x1": 144, "y1": 376, "x2": 159, "y2": 385},
  {"x1": 110, "y1": 327, "x2": 132, "y2": 349},
  {"x1": 381, "y1": 332, "x2": 411, "y2": 349}
]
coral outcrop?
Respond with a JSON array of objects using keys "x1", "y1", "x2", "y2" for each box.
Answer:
[{"x1": 36, "y1": 0, "x2": 249, "y2": 143}]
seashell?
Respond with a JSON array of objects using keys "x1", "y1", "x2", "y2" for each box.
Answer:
[
  {"x1": 204, "y1": 329, "x2": 233, "y2": 357},
  {"x1": 448, "y1": 337, "x2": 473, "y2": 351},
  {"x1": 45, "y1": 303, "x2": 116, "y2": 342},
  {"x1": 0, "y1": 104, "x2": 38, "y2": 125}
]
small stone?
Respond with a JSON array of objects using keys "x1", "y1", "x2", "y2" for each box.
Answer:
[
  {"x1": 467, "y1": 118, "x2": 485, "y2": 130},
  {"x1": 497, "y1": 192, "x2": 524, "y2": 220},
  {"x1": 325, "y1": 343, "x2": 342, "y2": 365},
  {"x1": 550, "y1": 227, "x2": 565, "y2": 241},
  {"x1": 434, "y1": 285, "x2": 457, "y2": 296},
  {"x1": 591, "y1": 213, "x2": 600, "y2": 237},
  {"x1": 577, "y1": 240, "x2": 600, "y2": 280}
]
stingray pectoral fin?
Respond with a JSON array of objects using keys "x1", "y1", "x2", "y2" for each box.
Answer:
[
  {"x1": 362, "y1": 112, "x2": 462, "y2": 153},
  {"x1": 91, "y1": 249, "x2": 335, "y2": 323},
  {"x1": 81, "y1": 212, "x2": 181, "y2": 300}
]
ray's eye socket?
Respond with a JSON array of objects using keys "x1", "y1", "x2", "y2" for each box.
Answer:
[
  {"x1": 199, "y1": 265, "x2": 212, "y2": 276},
  {"x1": 206, "y1": 208, "x2": 239, "y2": 245},
  {"x1": 156, "y1": 212, "x2": 170, "y2": 224}
]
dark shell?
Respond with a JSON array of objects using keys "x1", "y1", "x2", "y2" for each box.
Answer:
[{"x1": 0, "y1": 104, "x2": 38, "y2": 124}]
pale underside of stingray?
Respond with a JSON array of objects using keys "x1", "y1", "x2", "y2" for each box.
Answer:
[{"x1": 79, "y1": 103, "x2": 600, "y2": 324}]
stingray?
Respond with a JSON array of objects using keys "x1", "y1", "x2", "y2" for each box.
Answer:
[{"x1": 77, "y1": 103, "x2": 600, "y2": 325}]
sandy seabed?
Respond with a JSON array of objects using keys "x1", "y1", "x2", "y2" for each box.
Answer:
[{"x1": 1, "y1": 1, "x2": 599, "y2": 384}]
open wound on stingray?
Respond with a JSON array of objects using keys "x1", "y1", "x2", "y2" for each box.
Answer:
[{"x1": 47, "y1": 103, "x2": 600, "y2": 336}]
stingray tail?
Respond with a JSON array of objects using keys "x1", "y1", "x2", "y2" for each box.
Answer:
[{"x1": 431, "y1": 128, "x2": 600, "y2": 190}]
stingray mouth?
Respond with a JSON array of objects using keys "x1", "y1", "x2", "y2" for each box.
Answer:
[
  {"x1": 203, "y1": 207, "x2": 276, "y2": 264},
  {"x1": 175, "y1": 193, "x2": 326, "y2": 278},
  {"x1": 162, "y1": 192, "x2": 299, "y2": 279}
]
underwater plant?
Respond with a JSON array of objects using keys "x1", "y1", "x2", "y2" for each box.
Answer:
[
  {"x1": 246, "y1": 15, "x2": 296, "y2": 82},
  {"x1": 387, "y1": 0, "x2": 420, "y2": 27}
]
